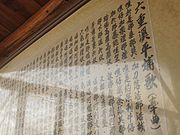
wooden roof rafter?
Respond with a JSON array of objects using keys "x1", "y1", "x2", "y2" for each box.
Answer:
[{"x1": 0, "y1": 0, "x2": 90, "y2": 68}]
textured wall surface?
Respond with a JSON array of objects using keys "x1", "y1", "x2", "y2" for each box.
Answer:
[{"x1": 149, "y1": 0, "x2": 180, "y2": 134}]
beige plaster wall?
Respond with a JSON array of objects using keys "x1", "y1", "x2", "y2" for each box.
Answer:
[{"x1": 149, "y1": 0, "x2": 180, "y2": 134}]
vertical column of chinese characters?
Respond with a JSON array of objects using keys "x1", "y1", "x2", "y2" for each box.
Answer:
[
  {"x1": 123, "y1": 63, "x2": 135, "y2": 134},
  {"x1": 97, "y1": 16, "x2": 107, "y2": 134},
  {"x1": 97, "y1": 15, "x2": 108, "y2": 134},
  {"x1": 9, "y1": 79, "x2": 13, "y2": 135},
  {"x1": 42, "y1": 52, "x2": 46, "y2": 95},
  {"x1": 4, "y1": 79, "x2": 7, "y2": 134},
  {"x1": 100, "y1": 90, "x2": 107, "y2": 133},
  {"x1": 38, "y1": 56, "x2": 43, "y2": 134},
  {"x1": 50, "y1": 47, "x2": 55, "y2": 86},
  {"x1": 58, "y1": 90, "x2": 64, "y2": 135},
  {"x1": 108, "y1": 9, "x2": 119, "y2": 135},
  {"x1": 87, "y1": 89, "x2": 93, "y2": 135},
  {"x1": 132, "y1": 61, "x2": 145, "y2": 134},
  {"x1": 111, "y1": 6, "x2": 126, "y2": 135},
  {"x1": 28, "y1": 63, "x2": 33, "y2": 135},
  {"x1": 59, "y1": 41, "x2": 65, "y2": 135},
  {"x1": 80, "y1": 90, "x2": 86, "y2": 135},
  {"x1": 46, "y1": 50, "x2": 50, "y2": 87},
  {"x1": 16, "y1": 67, "x2": 26, "y2": 135},
  {"x1": 36, "y1": 55, "x2": 42, "y2": 95},
  {"x1": 91, "y1": 21, "x2": 97, "y2": 65},
  {"x1": 92, "y1": 82, "x2": 100, "y2": 135},
  {"x1": 54, "y1": 77, "x2": 59, "y2": 135},
  {"x1": 87, "y1": 22, "x2": 96, "y2": 135},
  {"x1": 68, "y1": 36, "x2": 74, "y2": 135},
  {"x1": 117, "y1": 5, "x2": 127, "y2": 135},
  {"x1": 61, "y1": 39, "x2": 68, "y2": 134},
  {"x1": 42, "y1": 52, "x2": 48, "y2": 102},
  {"x1": 8, "y1": 78, "x2": 15, "y2": 134},
  {"x1": 42, "y1": 52, "x2": 47, "y2": 130},
  {"x1": 60, "y1": 41, "x2": 66, "y2": 134},
  {"x1": 101, "y1": 14, "x2": 110, "y2": 134},
  {"x1": 55, "y1": 44, "x2": 60, "y2": 91},
  {"x1": 73, "y1": 32, "x2": 80, "y2": 134},
  {"x1": 84, "y1": 25, "x2": 93, "y2": 135},
  {"x1": 135, "y1": 0, "x2": 162, "y2": 133},
  {"x1": 79, "y1": 29, "x2": 86, "y2": 92},
  {"x1": 55, "y1": 43, "x2": 59, "y2": 74},
  {"x1": 64, "y1": 39, "x2": 69, "y2": 89},
  {"x1": 117, "y1": 4, "x2": 126, "y2": 135},
  {"x1": 35, "y1": 57, "x2": 40, "y2": 95},
  {"x1": 34, "y1": 57, "x2": 41, "y2": 132},
  {"x1": 5, "y1": 78, "x2": 9, "y2": 135},
  {"x1": 8, "y1": 73, "x2": 13, "y2": 135},
  {"x1": 97, "y1": 17, "x2": 104, "y2": 64},
  {"x1": 11, "y1": 72, "x2": 17, "y2": 135},
  {"x1": 32, "y1": 60, "x2": 36, "y2": 95},
  {"x1": 13, "y1": 78, "x2": 17, "y2": 134},
  {"x1": 24, "y1": 65, "x2": 28, "y2": 135},
  {"x1": 4, "y1": 71, "x2": 8, "y2": 134},
  {"x1": 125, "y1": 0, "x2": 137, "y2": 134},
  {"x1": 90, "y1": 21, "x2": 98, "y2": 135},
  {"x1": 63, "y1": 89, "x2": 68, "y2": 134},
  {"x1": 72, "y1": 34, "x2": 79, "y2": 135},
  {"x1": 118, "y1": 5, "x2": 128, "y2": 63},
  {"x1": 50, "y1": 48, "x2": 56, "y2": 134},
  {"x1": 38, "y1": 55, "x2": 42, "y2": 95},
  {"x1": 126, "y1": 0, "x2": 137, "y2": 60},
  {"x1": 74, "y1": 89, "x2": 80, "y2": 135},
  {"x1": 68, "y1": 88, "x2": 73, "y2": 134},
  {"x1": 79, "y1": 29, "x2": 87, "y2": 135},
  {"x1": 93, "y1": 21, "x2": 101, "y2": 135},
  {"x1": 24, "y1": 64, "x2": 28, "y2": 134},
  {"x1": 34, "y1": 57, "x2": 38, "y2": 96},
  {"x1": 53, "y1": 44, "x2": 59, "y2": 135},
  {"x1": 73, "y1": 32, "x2": 79, "y2": 94},
  {"x1": 47, "y1": 49, "x2": 51, "y2": 95},
  {"x1": 10, "y1": 72, "x2": 16, "y2": 135},
  {"x1": 64, "y1": 38, "x2": 70, "y2": 134},
  {"x1": 68, "y1": 36, "x2": 74, "y2": 91},
  {"x1": 115, "y1": 65, "x2": 124, "y2": 135},
  {"x1": 55, "y1": 44, "x2": 60, "y2": 89},
  {"x1": 58, "y1": 42, "x2": 63, "y2": 89},
  {"x1": 103, "y1": 12, "x2": 113, "y2": 135},
  {"x1": 48, "y1": 49, "x2": 53, "y2": 134}
]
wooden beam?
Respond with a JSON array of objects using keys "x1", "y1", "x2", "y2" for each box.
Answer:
[
  {"x1": 0, "y1": 0, "x2": 64, "y2": 52},
  {"x1": 0, "y1": 0, "x2": 90, "y2": 68}
]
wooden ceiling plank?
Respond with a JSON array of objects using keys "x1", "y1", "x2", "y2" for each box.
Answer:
[
  {"x1": 16, "y1": 0, "x2": 42, "y2": 15},
  {"x1": 0, "y1": 3, "x2": 26, "y2": 27},
  {"x1": 0, "y1": 24, "x2": 11, "y2": 37},
  {"x1": 34, "y1": 0, "x2": 49, "y2": 7},
  {"x1": 0, "y1": 0, "x2": 64, "y2": 51},
  {"x1": 0, "y1": 0, "x2": 90, "y2": 67},
  {"x1": 0, "y1": 17, "x2": 16, "y2": 32},
  {"x1": 3, "y1": 0, "x2": 31, "y2": 19}
]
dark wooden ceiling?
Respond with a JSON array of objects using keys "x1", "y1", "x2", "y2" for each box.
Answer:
[
  {"x1": 0, "y1": 0, "x2": 49, "y2": 42},
  {"x1": 0, "y1": 0, "x2": 90, "y2": 68}
]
